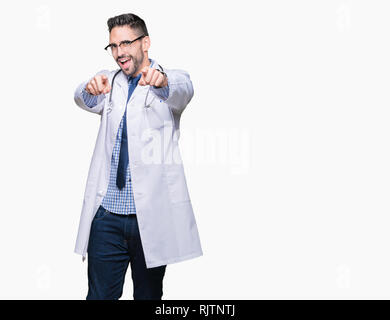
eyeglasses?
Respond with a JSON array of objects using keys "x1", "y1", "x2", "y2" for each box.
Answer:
[{"x1": 104, "y1": 35, "x2": 146, "y2": 56}]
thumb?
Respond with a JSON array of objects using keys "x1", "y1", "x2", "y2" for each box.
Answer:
[
  {"x1": 100, "y1": 75, "x2": 110, "y2": 93},
  {"x1": 103, "y1": 84, "x2": 111, "y2": 94}
]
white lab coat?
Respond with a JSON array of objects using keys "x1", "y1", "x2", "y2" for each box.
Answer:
[{"x1": 73, "y1": 59, "x2": 203, "y2": 268}]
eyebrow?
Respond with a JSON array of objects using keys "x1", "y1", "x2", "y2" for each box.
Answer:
[{"x1": 107, "y1": 40, "x2": 130, "y2": 46}]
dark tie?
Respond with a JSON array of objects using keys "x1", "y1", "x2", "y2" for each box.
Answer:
[{"x1": 116, "y1": 73, "x2": 141, "y2": 190}]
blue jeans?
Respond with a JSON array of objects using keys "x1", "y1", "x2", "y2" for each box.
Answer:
[{"x1": 86, "y1": 205, "x2": 167, "y2": 300}]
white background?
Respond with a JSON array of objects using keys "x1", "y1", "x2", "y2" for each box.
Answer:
[{"x1": 0, "y1": 0, "x2": 389, "y2": 299}]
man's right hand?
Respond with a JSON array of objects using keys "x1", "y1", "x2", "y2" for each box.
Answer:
[{"x1": 85, "y1": 75, "x2": 111, "y2": 95}]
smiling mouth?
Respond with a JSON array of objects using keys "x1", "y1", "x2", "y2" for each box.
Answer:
[{"x1": 118, "y1": 57, "x2": 131, "y2": 68}]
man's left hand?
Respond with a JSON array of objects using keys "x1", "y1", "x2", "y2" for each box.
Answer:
[{"x1": 139, "y1": 66, "x2": 168, "y2": 88}]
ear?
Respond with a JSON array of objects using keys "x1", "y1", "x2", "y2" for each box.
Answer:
[{"x1": 142, "y1": 36, "x2": 151, "y2": 51}]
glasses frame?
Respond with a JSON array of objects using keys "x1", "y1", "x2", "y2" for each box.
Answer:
[{"x1": 104, "y1": 35, "x2": 146, "y2": 55}]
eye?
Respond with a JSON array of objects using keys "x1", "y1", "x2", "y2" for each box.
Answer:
[{"x1": 121, "y1": 40, "x2": 132, "y2": 47}]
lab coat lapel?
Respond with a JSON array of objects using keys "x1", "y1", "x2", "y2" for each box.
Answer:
[{"x1": 114, "y1": 70, "x2": 130, "y2": 102}]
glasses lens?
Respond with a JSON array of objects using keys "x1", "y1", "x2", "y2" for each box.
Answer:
[{"x1": 121, "y1": 42, "x2": 131, "y2": 49}]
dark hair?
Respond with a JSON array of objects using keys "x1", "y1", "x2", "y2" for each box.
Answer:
[{"x1": 107, "y1": 13, "x2": 149, "y2": 36}]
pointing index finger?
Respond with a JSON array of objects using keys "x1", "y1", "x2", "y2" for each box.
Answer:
[
  {"x1": 95, "y1": 76, "x2": 106, "y2": 93},
  {"x1": 141, "y1": 66, "x2": 149, "y2": 75}
]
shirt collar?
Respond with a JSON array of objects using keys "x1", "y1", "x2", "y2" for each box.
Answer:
[{"x1": 128, "y1": 72, "x2": 141, "y2": 84}]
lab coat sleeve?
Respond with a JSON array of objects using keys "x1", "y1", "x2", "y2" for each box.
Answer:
[
  {"x1": 74, "y1": 70, "x2": 110, "y2": 115},
  {"x1": 162, "y1": 69, "x2": 194, "y2": 114},
  {"x1": 150, "y1": 85, "x2": 170, "y2": 101}
]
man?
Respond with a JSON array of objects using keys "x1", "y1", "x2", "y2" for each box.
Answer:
[{"x1": 73, "y1": 13, "x2": 202, "y2": 300}]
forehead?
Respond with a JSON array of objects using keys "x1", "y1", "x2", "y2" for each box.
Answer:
[{"x1": 109, "y1": 26, "x2": 138, "y2": 42}]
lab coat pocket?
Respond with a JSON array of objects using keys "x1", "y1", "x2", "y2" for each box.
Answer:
[{"x1": 164, "y1": 164, "x2": 191, "y2": 204}]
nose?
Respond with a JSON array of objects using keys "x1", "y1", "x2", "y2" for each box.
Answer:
[{"x1": 117, "y1": 45, "x2": 125, "y2": 58}]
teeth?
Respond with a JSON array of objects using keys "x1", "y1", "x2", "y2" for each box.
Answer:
[{"x1": 120, "y1": 59, "x2": 129, "y2": 63}]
